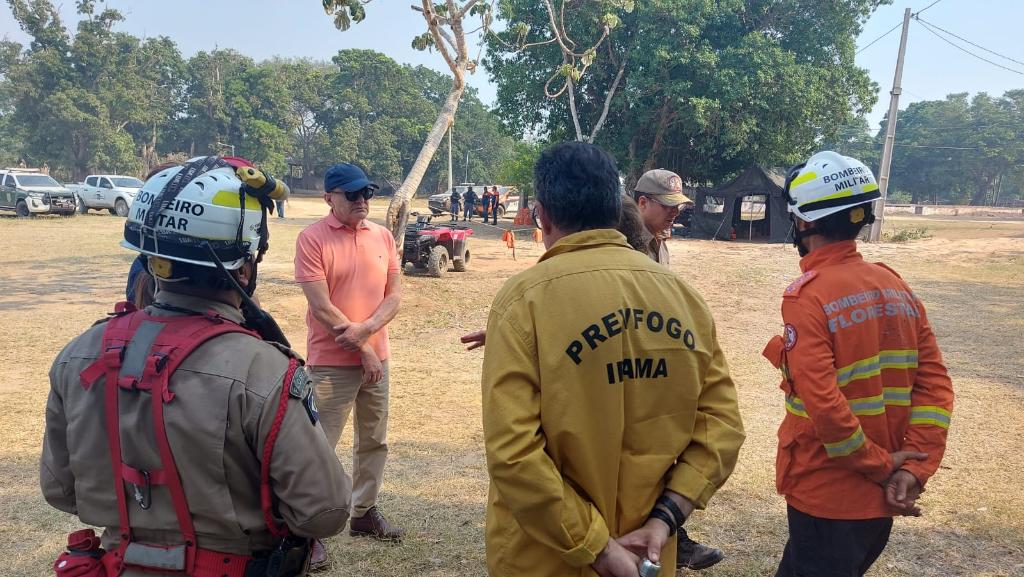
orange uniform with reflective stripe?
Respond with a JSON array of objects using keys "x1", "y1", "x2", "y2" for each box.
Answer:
[{"x1": 763, "y1": 241, "x2": 953, "y2": 520}]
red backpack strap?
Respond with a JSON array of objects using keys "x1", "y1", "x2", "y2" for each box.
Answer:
[
  {"x1": 135, "y1": 315, "x2": 258, "y2": 574},
  {"x1": 81, "y1": 308, "x2": 258, "y2": 576},
  {"x1": 260, "y1": 357, "x2": 302, "y2": 539},
  {"x1": 87, "y1": 310, "x2": 146, "y2": 574}
]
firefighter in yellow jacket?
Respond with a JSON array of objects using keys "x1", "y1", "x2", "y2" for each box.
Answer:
[{"x1": 481, "y1": 142, "x2": 745, "y2": 577}]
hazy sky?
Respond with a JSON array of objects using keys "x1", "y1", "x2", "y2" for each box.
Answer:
[{"x1": 1, "y1": 0, "x2": 1022, "y2": 132}]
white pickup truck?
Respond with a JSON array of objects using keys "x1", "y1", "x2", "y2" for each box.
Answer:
[{"x1": 68, "y1": 174, "x2": 144, "y2": 216}]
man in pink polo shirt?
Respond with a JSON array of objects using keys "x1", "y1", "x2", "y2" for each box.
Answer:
[{"x1": 295, "y1": 163, "x2": 403, "y2": 545}]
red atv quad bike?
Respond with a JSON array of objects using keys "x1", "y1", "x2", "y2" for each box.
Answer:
[{"x1": 402, "y1": 213, "x2": 473, "y2": 277}]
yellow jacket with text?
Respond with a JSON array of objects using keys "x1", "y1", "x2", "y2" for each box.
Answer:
[{"x1": 481, "y1": 229, "x2": 745, "y2": 577}]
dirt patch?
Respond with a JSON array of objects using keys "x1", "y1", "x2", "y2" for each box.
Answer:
[{"x1": 1, "y1": 198, "x2": 1022, "y2": 576}]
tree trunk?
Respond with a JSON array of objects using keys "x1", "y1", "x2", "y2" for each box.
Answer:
[
  {"x1": 970, "y1": 178, "x2": 991, "y2": 206},
  {"x1": 642, "y1": 97, "x2": 673, "y2": 172},
  {"x1": 302, "y1": 142, "x2": 314, "y2": 190},
  {"x1": 386, "y1": 80, "x2": 465, "y2": 249}
]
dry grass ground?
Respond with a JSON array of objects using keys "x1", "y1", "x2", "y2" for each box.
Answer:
[{"x1": 1, "y1": 198, "x2": 1022, "y2": 577}]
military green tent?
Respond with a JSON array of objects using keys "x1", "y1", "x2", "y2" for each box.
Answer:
[{"x1": 690, "y1": 166, "x2": 793, "y2": 243}]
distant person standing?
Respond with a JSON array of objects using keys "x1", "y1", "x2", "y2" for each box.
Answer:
[
  {"x1": 276, "y1": 197, "x2": 287, "y2": 218},
  {"x1": 490, "y1": 186, "x2": 500, "y2": 224},
  {"x1": 463, "y1": 186, "x2": 478, "y2": 222},
  {"x1": 450, "y1": 188, "x2": 462, "y2": 222},
  {"x1": 295, "y1": 163, "x2": 405, "y2": 542},
  {"x1": 481, "y1": 186, "x2": 493, "y2": 223}
]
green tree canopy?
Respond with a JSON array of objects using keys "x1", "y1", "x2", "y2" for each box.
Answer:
[
  {"x1": 487, "y1": 0, "x2": 885, "y2": 186},
  {"x1": 0, "y1": 0, "x2": 516, "y2": 195},
  {"x1": 885, "y1": 91, "x2": 1024, "y2": 205}
]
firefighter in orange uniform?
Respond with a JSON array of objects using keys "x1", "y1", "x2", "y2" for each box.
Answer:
[{"x1": 763, "y1": 151, "x2": 954, "y2": 577}]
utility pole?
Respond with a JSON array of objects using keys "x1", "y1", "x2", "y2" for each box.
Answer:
[
  {"x1": 869, "y1": 7, "x2": 912, "y2": 242},
  {"x1": 216, "y1": 141, "x2": 235, "y2": 157}
]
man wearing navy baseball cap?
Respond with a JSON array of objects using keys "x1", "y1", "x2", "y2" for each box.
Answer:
[{"x1": 295, "y1": 163, "x2": 404, "y2": 564}]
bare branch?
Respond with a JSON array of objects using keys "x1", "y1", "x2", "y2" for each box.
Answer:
[
  {"x1": 419, "y1": 0, "x2": 460, "y2": 79},
  {"x1": 540, "y1": 0, "x2": 609, "y2": 58},
  {"x1": 559, "y1": 0, "x2": 576, "y2": 51},
  {"x1": 437, "y1": 26, "x2": 460, "y2": 55},
  {"x1": 543, "y1": 70, "x2": 568, "y2": 99},
  {"x1": 566, "y1": 76, "x2": 583, "y2": 141},
  {"x1": 411, "y1": 4, "x2": 449, "y2": 26},
  {"x1": 458, "y1": 0, "x2": 483, "y2": 18},
  {"x1": 448, "y1": 0, "x2": 470, "y2": 64},
  {"x1": 487, "y1": 27, "x2": 559, "y2": 53},
  {"x1": 586, "y1": 59, "x2": 626, "y2": 142}
]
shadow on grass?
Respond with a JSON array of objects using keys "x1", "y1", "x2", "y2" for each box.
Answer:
[
  {"x1": 5, "y1": 443, "x2": 1024, "y2": 577},
  {"x1": 0, "y1": 254, "x2": 130, "y2": 310}
]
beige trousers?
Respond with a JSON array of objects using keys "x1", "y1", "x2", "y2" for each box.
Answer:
[{"x1": 308, "y1": 363, "x2": 390, "y2": 517}]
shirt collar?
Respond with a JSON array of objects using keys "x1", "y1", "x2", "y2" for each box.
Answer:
[
  {"x1": 538, "y1": 229, "x2": 633, "y2": 262},
  {"x1": 152, "y1": 290, "x2": 245, "y2": 324},
  {"x1": 639, "y1": 225, "x2": 662, "y2": 254},
  {"x1": 326, "y1": 212, "x2": 370, "y2": 231},
  {"x1": 799, "y1": 240, "x2": 863, "y2": 272}
]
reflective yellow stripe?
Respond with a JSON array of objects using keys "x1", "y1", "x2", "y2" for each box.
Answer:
[
  {"x1": 883, "y1": 387, "x2": 912, "y2": 406},
  {"x1": 836, "y1": 350, "x2": 919, "y2": 387},
  {"x1": 786, "y1": 391, "x2": 904, "y2": 419},
  {"x1": 806, "y1": 188, "x2": 854, "y2": 204},
  {"x1": 785, "y1": 396, "x2": 808, "y2": 418},
  {"x1": 789, "y1": 171, "x2": 818, "y2": 189},
  {"x1": 910, "y1": 405, "x2": 951, "y2": 429},
  {"x1": 863, "y1": 183, "x2": 879, "y2": 193},
  {"x1": 212, "y1": 190, "x2": 260, "y2": 210},
  {"x1": 847, "y1": 394, "x2": 885, "y2": 416},
  {"x1": 824, "y1": 426, "x2": 866, "y2": 458},
  {"x1": 780, "y1": 363, "x2": 792, "y2": 381}
]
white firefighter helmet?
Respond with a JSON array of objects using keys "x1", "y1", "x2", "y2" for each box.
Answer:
[
  {"x1": 785, "y1": 151, "x2": 880, "y2": 222},
  {"x1": 121, "y1": 156, "x2": 266, "y2": 270}
]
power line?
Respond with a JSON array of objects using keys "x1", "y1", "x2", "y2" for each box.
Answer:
[
  {"x1": 883, "y1": 143, "x2": 1024, "y2": 152},
  {"x1": 857, "y1": 21, "x2": 903, "y2": 55},
  {"x1": 915, "y1": 20, "x2": 1024, "y2": 75},
  {"x1": 914, "y1": 0, "x2": 945, "y2": 16},
  {"x1": 894, "y1": 144, "x2": 978, "y2": 150},
  {"x1": 916, "y1": 16, "x2": 1024, "y2": 68},
  {"x1": 854, "y1": 0, "x2": 946, "y2": 56}
]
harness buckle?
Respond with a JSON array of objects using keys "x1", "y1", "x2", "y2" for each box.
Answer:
[
  {"x1": 132, "y1": 470, "x2": 152, "y2": 510},
  {"x1": 152, "y1": 352, "x2": 170, "y2": 373}
]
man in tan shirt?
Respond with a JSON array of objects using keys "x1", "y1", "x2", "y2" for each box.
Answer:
[
  {"x1": 41, "y1": 157, "x2": 350, "y2": 576},
  {"x1": 632, "y1": 169, "x2": 725, "y2": 571},
  {"x1": 632, "y1": 169, "x2": 690, "y2": 266}
]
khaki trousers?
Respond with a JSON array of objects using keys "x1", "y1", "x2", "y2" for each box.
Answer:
[{"x1": 308, "y1": 363, "x2": 389, "y2": 517}]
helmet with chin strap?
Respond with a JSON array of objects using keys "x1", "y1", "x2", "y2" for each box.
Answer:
[
  {"x1": 784, "y1": 151, "x2": 879, "y2": 255},
  {"x1": 784, "y1": 151, "x2": 880, "y2": 223},
  {"x1": 121, "y1": 155, "x2": 288, "y2": 293}
]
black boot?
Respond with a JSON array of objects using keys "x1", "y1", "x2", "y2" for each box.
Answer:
[{"x1": 676, "y1": 529, "x2": 725, "y2": 570}]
